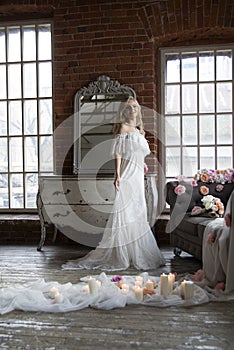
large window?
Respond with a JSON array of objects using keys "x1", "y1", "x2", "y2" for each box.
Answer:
[
  {"x1": 160, "y1": 46, "x2": 233, "y2": 191},
  {"x1": 0, "y1": 23, "x2": 53, "y2": 210}
]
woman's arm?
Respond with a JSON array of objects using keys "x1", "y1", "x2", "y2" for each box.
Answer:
[{"x1": 114, "y1": 155, "x2": 121, "y2": 190}]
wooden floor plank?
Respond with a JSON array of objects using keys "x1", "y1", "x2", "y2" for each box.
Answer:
[{"x1": 0, "y1": 244, "x2": 233, "y2": 350}]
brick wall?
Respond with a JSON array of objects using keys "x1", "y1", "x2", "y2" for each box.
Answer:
[
  {"x1": 0, "y1": 0, "x2": 233, "y2": 175},
  {"x1": 0, "y1": 0, "x2": 233, "y2": 244}
]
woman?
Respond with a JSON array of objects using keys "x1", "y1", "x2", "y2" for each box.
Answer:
[{"x1": 62, "y1": 97, "x2": 165, "y2": 271}]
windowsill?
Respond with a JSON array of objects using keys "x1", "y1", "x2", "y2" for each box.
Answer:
[{"x1": 0, "y1": 213, "x2": 39, "y2": 222}]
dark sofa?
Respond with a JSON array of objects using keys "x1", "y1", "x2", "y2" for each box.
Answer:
[{"x1": 166, "y1": 180, "x2": 234, "y2": 260}]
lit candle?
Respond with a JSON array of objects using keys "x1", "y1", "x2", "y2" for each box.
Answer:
[
  {"x1": 54, "y1": 292, "x2": 64, "y2": 303},
  {"x1": 145, "y1": 279, "x2": 154, "y2": 291},
  {"x1": 183, "y1": 281, "x2": 194, "y2": 300},
  {"x1": 50, "y1": 286, "x2": 58, "y2": 299},
  {"x1": 88, "y1": 277, "x2": 98, "y2": 295},
  {"x1": 160, "y1": 273, "x2": 168, "y2": 297},
  {"x1": 121, "y1": 283, "x2": 129, "y2": 294},
  {"x1": 96, "y1": 280, "x2": 101, "y2": 289},
  {"x1": 168, "y1": 273, "x2": 175, "y2": 293},
  {"x1": 135, "y1": 276, "x2": 143, "y2": 287},
  {"x1": 180, "y1": 280, "x2": 185, "y2": 299},
  {"x1": 134, "y1": 286, "x2": 143, "y2": 302},
  {"x1": 82, "y1": 284, "x2": 89, "y2": 293},
  {"x1": 135, "y1": 280, "x2": 142, "y2": 287}
]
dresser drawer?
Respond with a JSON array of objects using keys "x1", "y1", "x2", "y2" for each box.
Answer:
[{"x1": 39, "y1": 178, "x2": 115, "y2": 205}]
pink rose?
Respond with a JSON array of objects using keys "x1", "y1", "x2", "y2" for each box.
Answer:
[
  {"x1": 191, "y1": 179, "x2": 198, "y2": 187},
  {"x1": 200, "y1": 185, "x2": 209, "y2": 195},
  {"x1": 216, "y1": 184, "x2": 224, "y2": 192},
  {"x1": 225, "y1": 213, "x2": 231, "y2": 227},
  {"x1": 174, "y1": 184, "x2": 186, "y2": 196},
  {"x1": 191, "y1": 206, "x2": 202, "y2": 214}
]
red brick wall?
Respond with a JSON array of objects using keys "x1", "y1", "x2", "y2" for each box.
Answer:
[{"x1": 0, "y1": 0, "x2": 234, "y2": 176}]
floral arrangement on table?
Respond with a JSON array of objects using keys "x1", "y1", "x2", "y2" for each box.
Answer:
[{"x1": 190, "y1": 194, "x2": 224, "y2": 218}]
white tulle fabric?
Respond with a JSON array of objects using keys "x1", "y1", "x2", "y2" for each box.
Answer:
[
  {"x1": 62, "y1": 132, "x2": 165, "y2": 271},
  {"x1": 0, "y1": 272, "x2": 211, "y2": 315}
]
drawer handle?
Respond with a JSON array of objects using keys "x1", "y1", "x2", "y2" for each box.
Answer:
[
  {"x1": 53, "y1": 211, "x2": 70, "y2": 218},
  {"x1": 52, "y1": 189, "x2": 71, "y2": 196}
]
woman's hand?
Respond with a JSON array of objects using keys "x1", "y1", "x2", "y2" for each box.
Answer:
[
  {"x1": 144, "y1": 163, "x2": 148, "y2": 174},
  {"x1": 114, "y1": 176, "x2": 120, "y2": 190}
]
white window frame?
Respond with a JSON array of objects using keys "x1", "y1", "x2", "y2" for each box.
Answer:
[
  {"x1": 159, "y1": 44, "x2": 234, "y2": 212},
  {"x1": 0, "y1": 20, "x2": 54, "y2": 212}
]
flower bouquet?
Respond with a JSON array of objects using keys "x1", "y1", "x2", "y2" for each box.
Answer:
[{"x1": 190, "y1": 195, "x2": 224, "y2": 218}]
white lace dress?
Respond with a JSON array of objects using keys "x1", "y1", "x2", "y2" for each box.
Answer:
[{"x1": 62, "y1": 131, "x2": 165, "y2": 271}]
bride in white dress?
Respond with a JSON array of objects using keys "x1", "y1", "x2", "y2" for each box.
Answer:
[{"x1": 62, "y1": 97, "x2": 165, "y2": 271}]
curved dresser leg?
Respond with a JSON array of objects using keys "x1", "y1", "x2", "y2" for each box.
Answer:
[{"x1": 37, "y1": 225, "x2": 46, "y2": 251}]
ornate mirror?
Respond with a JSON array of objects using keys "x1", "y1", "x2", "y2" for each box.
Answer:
[{"x1": 73, "y1": 75, "x2": 136, "y2": 175}]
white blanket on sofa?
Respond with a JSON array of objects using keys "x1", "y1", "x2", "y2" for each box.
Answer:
[{"x1": 202, "y1": 190, "x2": 234, "y2": 293}]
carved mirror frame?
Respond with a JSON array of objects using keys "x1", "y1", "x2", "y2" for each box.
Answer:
[{"x1": 73, "y1": 75, "x2": 136, "y2": 175}]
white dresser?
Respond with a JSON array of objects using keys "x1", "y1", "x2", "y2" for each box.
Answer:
[{"x1": 37, "y1": 175, "x2": 158, "y2": 250}]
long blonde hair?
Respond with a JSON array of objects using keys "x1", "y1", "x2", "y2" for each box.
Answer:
[{"x1": 113, "y1": 96, "x2": 144, "y2": 135}]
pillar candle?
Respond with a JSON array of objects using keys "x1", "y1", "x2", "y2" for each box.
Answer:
[
  {"x1": 184, "y1": 281, "x2": 194, "y2": 300},
  {"x1": 88, "y1": 277, "x2": 98, "y2": 295},
  {"x1": 145, "y1": 279, "x2": 154, "y2": 291},
  {"x1": 135, "y1": 276, "x2": 143, "y2": 287},
  {"x1": 121, "y1": 283, "x2": 129, "y2": 294},
  {"x1": 160, "y1": 273, "x2": 168, "y2": 297},
  {"x1": 168, "y1": 273, "x2": 175, "y2": 293},
  {"x1": 50, "y1": 286, "x2": 58, "y2": 299},
  {"x1": 54, "y1": 292, "x2": 64, "y2": 303},
  {"x1": 134, "y1": 286, "x2": 143, "y2": 302},
  {"x1": 82, "y1": 284, "x2": 89, "y2": 293}
]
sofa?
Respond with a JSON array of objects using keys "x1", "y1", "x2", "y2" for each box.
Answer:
[{"x1": 166, "y1": 179, "x2": 234, "y2": 260}]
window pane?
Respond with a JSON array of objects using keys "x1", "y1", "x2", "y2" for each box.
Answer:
[
  {"x1": 38, "y1": 24, "x2": 52, "y2": 61},
  {"x1": 7, "y1": 27, "x2": 21, "y2": 62},
  {"x1": 9, "y1": 137, "x2": 23, "y2": 171},
  {"x1": 217, "y1": 146, "x2": 232, "y2": 168},
  {"x1": 199, "y1": 115, "x2": 215, "y2": 144},
  {"x1": 24, "y1": 100, "x2": 37, "y2": 135},
  {"x1": 216, "y1": 50, "x2": 232, "y2": 81},
  {"x1": 166, "y1": 147, "x2": 181, "y2": 176},
  {"x1": 165, "y1": 85, "x2": 180, "y2": 114},
  {"x1": 39, "y1": 99, "x2": 53, "y2": 134},
  {"x1": 0, "y1": 173, "x2": 8, "y2": 208},
  {"x1": 8, "y1": 64, "x2": 22, "y2": 99},
  {"x1": 217, "y1": 114, "x2": 232, "y2": 144},
  {"x1": 165, "y1": 116, "x2": 180, "y2": 145},
  {"x1": 165, "y1": 55, "x2": 180, "y2": 83},
  {"x1": 9, "y1": 101, "x2": 22, "y2": 135},
  {"x1": 0, "y1": 65, "x2": 6, "y2": 99},
  {"x1": 182, "y1": 147, "x2": 198, "y2": 176},
  {"x1": 199, "y1": 51, "x2": 214, "y2": 81},
  {"x1": 200, "y1": 147, "x2": 215, "y2": 169},
  {"x1": 182, "y1": 84, "x2": 197, "y2": 113},
  {"x1": 199, "y1": 83, "x2": 214, "y2": 113},
  {"x1": 23, "y1": 26, "x2": 36, "y2": 61},
  {"x1": 182, "y1": 115, "x2": 197, "y2": 145},
  {"x1": 0, "y1": 138, "x2": 7, "y2": 171},
  {"x1": 0, "y1": 29, "x2": 6, "y2": 62},
  {"x1": 40, "y1": 135, "x2": 53, "y2": 171},
  {"x1": 25, "y1": 136, "x2": 38, "y2": 171},
  {"x1": 23, "y1": 63, "x2": 37, "y2": 98},
  {"x1": 25, "y1": 173, "x2": 38, "y2": 208},
  {"x1": 39, "y1": 62, "x2": 52, "y2": 97},
  {"x1": 0, "y1": 101, "x2": 7, "y2": 135},
  {"x1": 182, "y1": 54, "x2": 197, "y2": 82},
  {"x1": 216, "y1": 82, "x2": 232, "y2": 112},
  {"x1": 10, "y1": 173, "x2": 23, "y2": 208}
]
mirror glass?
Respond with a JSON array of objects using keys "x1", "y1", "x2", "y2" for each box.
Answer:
[{"x1": 73, "y1": 76, "x2": 136, "y2": 175}]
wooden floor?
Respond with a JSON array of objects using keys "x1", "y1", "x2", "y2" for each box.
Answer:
[{"x1": 0, "y1": 244, "x2": 234, "y2": 350}]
